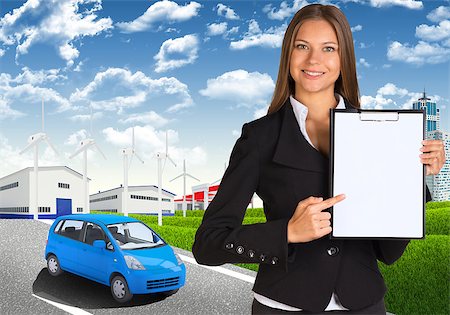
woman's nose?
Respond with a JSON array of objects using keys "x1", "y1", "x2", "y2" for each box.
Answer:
[{"x1": 307, "y1": 48, "x2": 321, "y2": 65}]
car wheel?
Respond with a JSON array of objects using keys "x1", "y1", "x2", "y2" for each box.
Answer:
[
  {"x1": 47, "y1": 254, "x2": 63, "y2": 276},
  {"x1": 110, "y1": 275, "x2": 133, "y2": 303}
]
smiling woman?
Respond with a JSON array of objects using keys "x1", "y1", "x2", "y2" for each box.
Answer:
[{"x1": 192, "y1": 3, "x2": 445, "y2": 315}]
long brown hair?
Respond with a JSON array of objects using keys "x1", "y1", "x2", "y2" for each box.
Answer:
[{"x1": 267, "y1": 4, "x2": 360, "y2": 114}]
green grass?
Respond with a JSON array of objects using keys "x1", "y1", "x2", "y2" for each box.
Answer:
[
  {"x1": 426, "y1": 207, "x2": 449, "y2": 235},
  {"x1": 381, "y1": 235, "x2": 450, "y2": 315}
]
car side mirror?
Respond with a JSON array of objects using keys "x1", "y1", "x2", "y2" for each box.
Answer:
[{"x1": 93, "y1": 240, "x2": 106, "y2": 249}]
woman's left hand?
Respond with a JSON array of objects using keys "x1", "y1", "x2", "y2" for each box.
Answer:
[{"x1": 420, "y1": 140, "x2": 446, "y2": 175}]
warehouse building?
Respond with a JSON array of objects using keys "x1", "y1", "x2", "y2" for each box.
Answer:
[
  {"x1": 0, "y1": 166, "x2": 87, "y2": 219},
  {"x1": 90, "y1": 185, "x2": 176, "y2": 215}
]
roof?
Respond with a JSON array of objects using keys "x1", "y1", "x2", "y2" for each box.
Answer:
[
  {"x1": 57, "y1": 214, "x2": 138, "y2": 225},
  {"x1": 0, "y1": 166, "x2": 89, "y2": 181},
  {"x1": 90, "y1": 185, "x2": 176, "y2": 197}
]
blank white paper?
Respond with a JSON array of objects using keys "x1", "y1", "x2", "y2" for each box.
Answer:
[{"x1": 332, "y1": 111, "x2": 424, "y2": 238}]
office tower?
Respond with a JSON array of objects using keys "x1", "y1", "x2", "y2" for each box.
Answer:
[
  {"x1": 413, "y1": 91, "x2": 440, "y2": 133},
  {"x1": 425, "y1": 130, "x2": 450, "y2": 201}
]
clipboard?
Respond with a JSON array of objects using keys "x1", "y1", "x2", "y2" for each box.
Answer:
[{"x1": 330, "y1": 108, "x2": 426, "y2": 240}]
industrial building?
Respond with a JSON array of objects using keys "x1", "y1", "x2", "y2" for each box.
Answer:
[
  {"x1": 90, "y1": 185, "x2": 176, "y2": 215},
  {"x1": 0, "y1": 166, "x2": 87, "y2": 219}
]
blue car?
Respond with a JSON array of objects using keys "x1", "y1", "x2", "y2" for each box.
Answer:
[{"x1": 45, "y1": 214, "x2": 186, "y2": 303}]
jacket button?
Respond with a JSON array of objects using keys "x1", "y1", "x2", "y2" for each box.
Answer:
[
  {"x1": 236, "y1": 246, "x2": 244, "y2": 254},
  {"x1": 225, "y1": 243, "x2": 234, "y2": 250},
  {"x1": 260, "y1": 254, "x2": 266, "y2": 262},
  {"x1": 271, "y1": 257, "x2": 279, "y2": 265},
  {"x1": 327, "y1": 246, "x2": 339, "y2": 256},
  {"x1": 248, "y1": 250, "x2": 255, "y2": 258}
]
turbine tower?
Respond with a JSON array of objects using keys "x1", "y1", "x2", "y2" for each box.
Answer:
[
  {"x1": 19, "y1": 98, "x2": 58, "y2": 220},
  {"x1": 156, "y1": 131, "x2": 176, "y2": 226},
  {"x1": 170, "y1": 159, "x2": 200, "y2": 217},
  {"x1": 121, "y1": 127, "x2": 144, "y2": 216},
  {"x1": 69, "y1": 107, "x2": 106, "y2": 214}
]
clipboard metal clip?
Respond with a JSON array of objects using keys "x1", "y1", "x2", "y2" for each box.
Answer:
[{"x1": 359, "y1": 112, "x2": 399, "y2": 122}]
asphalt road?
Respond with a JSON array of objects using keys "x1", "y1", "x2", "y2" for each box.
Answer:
[{"x1": 0, "y1": 219, "x2": 256, "y2": 315}]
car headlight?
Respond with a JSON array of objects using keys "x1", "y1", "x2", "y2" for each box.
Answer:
[
  {"x1": 124, "y1": 255, "x2": 145, "y2": 270},
  {"x1": 175, "y1": 253, "x2": 183, "y2": 265}
]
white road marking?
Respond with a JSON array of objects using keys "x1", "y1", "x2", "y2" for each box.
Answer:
[
  {"x1": 32, "y1": 293, "x2": 93, "y2": 315},
  {"x1": 37, "y1": 219, "x2": 54, "y2": 225},
  {"x1": 178, "y1": 254, "x2": 255, "y2": 284}
]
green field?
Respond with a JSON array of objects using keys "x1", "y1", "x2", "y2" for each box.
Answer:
[{"x1": 93, "y1": 202, "x2": 450, "y2": 315}]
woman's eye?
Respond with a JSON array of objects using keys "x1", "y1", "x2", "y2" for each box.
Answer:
[
  {"x1": 296, "y1": 44, "x2": 308, "y2": 49},
  {"x1": 324, "y1": 46, "x2": 336, "y2": 52}
]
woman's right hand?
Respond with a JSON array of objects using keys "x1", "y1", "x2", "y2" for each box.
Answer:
[{"x1": 287, "y1": 194, "x2": 346, "y2": 243}]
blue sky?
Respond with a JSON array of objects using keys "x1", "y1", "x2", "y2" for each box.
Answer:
[{"x1": 0, "y1": 0, "x2": 449, "y2": 197}]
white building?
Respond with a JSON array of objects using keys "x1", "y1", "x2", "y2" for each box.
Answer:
[
  {"x1": 426, "y1": 130, "x2": 450, "y2": 201},
  {"x1": 90, "y1": 185, "x2": 176, "y2": 215},
  {"x1": 0, "y1": 166, "x2": 87, "y2": 219}
]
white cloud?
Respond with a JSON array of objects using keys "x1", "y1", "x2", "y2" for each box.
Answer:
[
  {"x1": 154, "y1": 34, "x2": 199, "y2": 73},
  {"x1": 207, "y1": 22, "x2": 228, "y2": 36},
  {"x1": 116, "y1": 0, "x2": 201, "y2": 33},
  {"x1": 254, "y1": 106, "x2": 269, "y2": 119},
  {"x1": 416, "y1": 20, "x2": 450, "y2": 42},
  {"x1": 0, "y1": 0, "x2": 113, "y2": 66},
  {"x1": 361, "y1": 83, "x2": 442, "y2": 110},
  {"x1": 387, "y1": 40, "x2": 450, "y2": 65},
  {"x1": 0, "y1": 96, "x2": 25, "y2": 120},
  {"x1": 263, "y1": 0, "x2": 309, "y2": 20},
  {"x1": 69, "y1": 112, "x2": 103, "y2": 122},
  {"x1": 65, "y1": 129, "x2": 88, "y2": 146},
  {"x1": 199, "y1": 69, "x2": 275, "y2": 107},
  {"x1": 351, "y1": 25, "x2": 363, "y2": 32},
  {"x1": 216, "y1": 3, "x2": 240, "y2": 20},
  {"x1": 230, "y1": 20, "x2": 286, "y2": 50},
  {"x1": 382, "y1": 64, "x2": 392, "y2": 68},
  {"x1": 70, "y1": 67, "x2": 193, "y2": 113},
  {"x1": 427, "y1": 6, "x2": 450, "y2": 23},
  {"x1": 0, "y1": 49, "x2": 4, "y2": 57},
  {"x1": 377, "y1": 83, "x2": 408, "y2": 97},
  {"x1": 118, "y1": 111, "x2": 169, "y2": 127},
  {"x1": 369, "y1": 0, "x2": 423, "y2": 9},
  {"x1": 102, "y1": 126, "x2": 207, "y2": 165},
  {"x1": 2, "y1": 67, "x2": 67, "y2": 85},
  {"x1": 358, "y1": 58, "x2": 371, "y2": 67}
]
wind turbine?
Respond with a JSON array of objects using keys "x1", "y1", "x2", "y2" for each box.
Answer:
[
  {"x1": 156, "y1": 131, "x2": 176, "y2": 226},
  {"x1": 121, "y1": 127, "x2": 144, "y2": 216},
  {"x1": 19, "y1": 98, "x2": 58, "y2": 220},
  {"x1": 170, "y1": 159, "x2": 200, "y2": 217},
  {"x1": 69, "y1": 107, "x2": 106, "y2": 214}
]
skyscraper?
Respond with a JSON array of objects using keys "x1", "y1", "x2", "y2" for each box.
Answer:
[
  {"x1": 413, "y1": 91, "x2": 440, "y2": 133},
  {"x1": 414, "y1": 91, "x2": 449, "y2": 201}
]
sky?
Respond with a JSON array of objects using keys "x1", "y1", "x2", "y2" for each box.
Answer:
[{"x1": 0, "y1": 0, "x2": 449, "y2": 199}]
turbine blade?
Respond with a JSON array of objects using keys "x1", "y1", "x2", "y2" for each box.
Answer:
[
  {"x1": 186, "y1": 173, "x2": 200, "y2": 181},
  {"x1": 42, "y1": 98, "x2": 45, "y2": 132},
  {"x1": 69, "y1": 145, "x2": 85, "y2": 159},
  {"x1": 165, "y1": 131, "x2": 168, "y2": 155},
  {"x1": 19, "y1": 141, "x2": 36, "y2": 155},
  {"x1": 93, "y1": 143, "x2": 107, "y2": 160},
  {"x1": 44, "y1": 137, "x2": 59, "y2": 156},
  {"x1": 134, "y1": 151, "x2": 144, "y2": 164},
  {"x1": 169, "y1": 173, "x2": 183, "y2": 182},
  {"x1": 167, "y1": 155, "x2": 176, "y2": 167},
  {"x1": 132, "y1": 128, "x2": 135, "y2": 149}
]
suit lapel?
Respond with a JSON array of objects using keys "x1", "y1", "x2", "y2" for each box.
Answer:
[{"x1": 272, "y1": 99, "x2": 328, "y2": 173}]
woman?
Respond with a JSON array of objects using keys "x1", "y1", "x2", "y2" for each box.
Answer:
[{"x1": 192, "y1": 4, "x2": 445, "y2": 315}]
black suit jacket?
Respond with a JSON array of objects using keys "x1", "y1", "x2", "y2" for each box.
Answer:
[{"x1": 192, "y1": 99, "x2": 431, "y2": 312}]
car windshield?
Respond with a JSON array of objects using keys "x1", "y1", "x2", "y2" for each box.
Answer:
[{"x1": 106, "y1": 222, "x2": 165, "y2": 250}]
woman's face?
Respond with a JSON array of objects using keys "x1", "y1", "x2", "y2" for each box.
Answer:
[{"x1": 289, "y1": 19, "x2": 341, "y2": 98}]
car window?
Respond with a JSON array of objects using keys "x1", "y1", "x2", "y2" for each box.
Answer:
[
  {"x1": 53, "y1": 220, "x2": 64, "y2": 233},
  {"x1": 59, "y1": 220, "x2": 84, "y2": 241},
  {"x1": 107, "y1": 222, "x2": 165, "y2": 250},
  {"x1": 83, "y1": 222, "x2": 107, "y2": 246}
]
